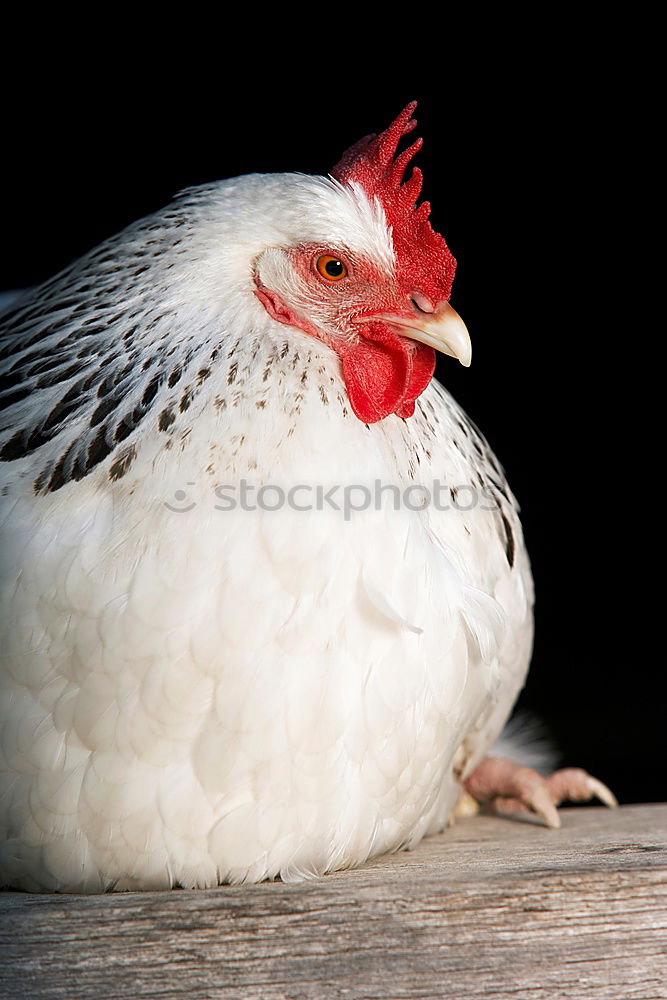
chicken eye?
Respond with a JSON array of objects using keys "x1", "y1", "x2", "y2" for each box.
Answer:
[{"x1": 316, "y1": 255, "x2": 348, "y2": 281}]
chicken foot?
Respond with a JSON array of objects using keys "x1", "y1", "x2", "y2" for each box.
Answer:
[{"x1": 461, "y1": 755, "x2": 618, "y2": 829}]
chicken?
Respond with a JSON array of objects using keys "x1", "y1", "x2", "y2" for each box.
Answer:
[{"x1": 0, "y1": 104, "x2": 614, "y2": 892}]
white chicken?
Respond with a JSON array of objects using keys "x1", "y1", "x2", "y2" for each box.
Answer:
[{"x1": 0, "y1": 104, "x2": 614, "y2": 892}]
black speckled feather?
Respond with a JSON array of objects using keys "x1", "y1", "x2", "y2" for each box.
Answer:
[{"x1": 0, "y1": 188, "x2": 225, "y2": 494}]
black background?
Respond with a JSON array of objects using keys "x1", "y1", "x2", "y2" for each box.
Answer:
[{"x1": 2, "y1": 90, "x2": 658, "y2": 805}]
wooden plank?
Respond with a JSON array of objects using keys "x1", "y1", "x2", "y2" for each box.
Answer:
[{"x1": 1, "y1": 804, "x2": 666, "y2": 1000}]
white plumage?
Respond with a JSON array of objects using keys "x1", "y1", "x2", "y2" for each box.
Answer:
[{"x1": 0, "y1": 128, "x2": 535, "y2": 891}]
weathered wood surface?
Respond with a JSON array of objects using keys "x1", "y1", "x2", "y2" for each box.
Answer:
[{"x1": 1, "y1": 804, "x2": 666, "y2": 1000}]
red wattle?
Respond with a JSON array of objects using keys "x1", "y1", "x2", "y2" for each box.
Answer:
[
  {"x1": 396, "y1": 340, "x2": 436, "y2": 418},
  {"x1": 341, "y1": 324, "x2": 436, "y2": 424}
]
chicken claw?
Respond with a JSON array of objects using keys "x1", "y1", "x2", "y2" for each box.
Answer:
[{"x1": 463, "y1": 756, "x2": 618, "y2": 829}]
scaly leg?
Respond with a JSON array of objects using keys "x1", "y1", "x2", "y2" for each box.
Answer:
[{"x1": 463, "y1": 756, "x2": 617, "y2": 829}]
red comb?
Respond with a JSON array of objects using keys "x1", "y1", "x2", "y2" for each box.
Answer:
[{"x1": 331, "y1": 102, "x2": 456, "y2": 303}]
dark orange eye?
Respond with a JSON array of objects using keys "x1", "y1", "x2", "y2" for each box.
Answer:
[{"x1": 316, "y1": 255, "x2": 348, "y2": 281}]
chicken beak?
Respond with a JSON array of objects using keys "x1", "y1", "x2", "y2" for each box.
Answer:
[{"x1": 379, "y1": 303, "x2": 472, "y2": 367}]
